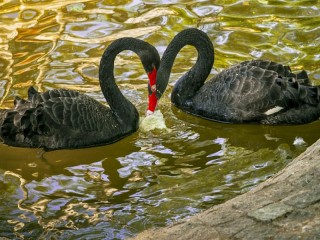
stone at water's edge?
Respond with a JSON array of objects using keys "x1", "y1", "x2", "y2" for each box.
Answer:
[
  {"x1": 131, "y1": 138, "x2": 320, "y2": 240},
  {"x1": 248, "y1": 202, "x2": 293, "y2": 222}
]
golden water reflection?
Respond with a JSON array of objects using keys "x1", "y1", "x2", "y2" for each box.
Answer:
[{"x1": 0, "y1": 0, "x2": 319, "y2": 239}]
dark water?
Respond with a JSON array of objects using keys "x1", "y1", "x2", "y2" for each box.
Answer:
[{"x1": 0, "y1": 0, "x2": 319, "y2": 239}]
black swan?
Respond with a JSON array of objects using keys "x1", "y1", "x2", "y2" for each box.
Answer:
[
  {"x1": 156, "y1": 28, "x2": 320, "y2": 124},
  {"x1": 0, "y1": 38, "x2": 160, "y2": 150}
]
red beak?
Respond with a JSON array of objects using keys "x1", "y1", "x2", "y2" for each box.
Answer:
[{"x1": 147, "y1": 67, "x2": 157, "y2": 113}]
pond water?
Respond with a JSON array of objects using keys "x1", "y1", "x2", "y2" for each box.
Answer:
[{"x1": 0, "y1": 0, "x2": 319, "y2": 239}]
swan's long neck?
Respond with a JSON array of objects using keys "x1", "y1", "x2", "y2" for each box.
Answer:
[
  {"x1": 157, "y1": 29, "x2": 214, "y2": 107},
  {"x1": 99, "y1": 38, "x2": 146, "y2": 126}
]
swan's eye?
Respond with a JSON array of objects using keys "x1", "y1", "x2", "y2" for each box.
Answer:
[{"x1": 145, "y1": 63, "x2": 156, "y2": 73}]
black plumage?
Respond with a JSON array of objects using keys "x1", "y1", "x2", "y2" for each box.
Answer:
[
  {"x1": 0, "y1": 38, "x2": 160, "y2": 150},
  {"x1": 156, "y1": 28, "x2": 320, "y2": 124}
]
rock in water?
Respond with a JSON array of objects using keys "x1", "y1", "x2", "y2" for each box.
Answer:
[{"x1": 140, "y1": 110, "x2": 168, "y2": 132}]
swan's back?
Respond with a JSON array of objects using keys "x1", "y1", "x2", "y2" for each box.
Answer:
[
  {"x1": 0, "y1": 87, "x2": 134, "y2": 150},
  {"x1": 191, "y1": 60, "x2": 320, "y2": 124}
]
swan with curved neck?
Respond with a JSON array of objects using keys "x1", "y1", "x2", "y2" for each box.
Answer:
[
  {"x1": 156, "y1": 28, "x2": 320, "y2": 124},
  {"x1": 0, "y1": 37, "x2": 160, "y2": 150}
]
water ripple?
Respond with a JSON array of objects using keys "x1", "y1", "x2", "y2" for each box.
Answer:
[{"x1": 0, "y1": 0, "x2": 319, "y2": 239}]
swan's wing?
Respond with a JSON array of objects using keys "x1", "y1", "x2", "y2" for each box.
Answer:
[
  {"x1": 0, "y1": 87, "x2": 115, "y2": 147},
  {"x1": 36, "y1": 88, "x2": 113, "y2": 132},
  {"x1": 221, "y1": 64, "x2": 318, "y2": 111},
  {"x1": 194, "y1": 62, "x2": 319, "y2": 123},
  {"x1": 216, "y1": 65, "x2": 285, "y2": 113},
  {"x1": 238, "y1": 60, "x2": 310, "y2": 84}
]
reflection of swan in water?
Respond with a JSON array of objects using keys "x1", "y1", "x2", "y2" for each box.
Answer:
[
  {"x1": 0, "y1": 38, "x2": 160, "y2": 150},
  {"x1": 0, "y1": 135, "x2": 148, "y2": 205},
  {"x1": 156, "y1": 28, "x2": 320, "y2": 124},
  {"x1": 0, "y1": 134, "x2": 139, "y2": 181},
  {"x1": 170, "y1": 107, "x2": 320, "y2": 152}
]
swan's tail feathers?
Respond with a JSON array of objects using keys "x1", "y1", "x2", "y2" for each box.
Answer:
[
  {"x1": 296, "y1": 84, "x2": 320, "y2": 106},
  {"x1": 0, "y1": 93, "x2": 47, "y2": 147},
  {"x1": 28, "y1": 86, "x2": 39, "y2": 100},
  {"x1": 295, "y1": 70, "x2": 309, "y2": 84},
  {"x1": 12, "y1": 87, "x2": 39, "y2": 110},
  {"x1": 277, "y1": 73, "x2": 320, "y2": 108},
  {"x1": 14, "y1": 96, "x2": 27, "y2": 108},
  {"x1": 0, "y1": 111, "x2": 19, "y2": 142},
  {"x1": 283, "y1": 80, "x2": 320, "y2": 106},
  {"x1": 285, "y1": 69, "x2": 310, "y2": 85},
  {"x1": 0, "y1": 107, "x2": 45, "y2": 147}
]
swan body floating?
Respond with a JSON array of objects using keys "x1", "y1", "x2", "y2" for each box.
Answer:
[
  {"x1": 156, "y1": 28, "x2": 320, "y2": 125},
  {"x1": 0, "y1": 38, "x2": 160, "y2": 150}
]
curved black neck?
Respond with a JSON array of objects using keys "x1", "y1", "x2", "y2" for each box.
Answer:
[
  {"x1": 99, "y1": 38, "x2": 150, "y2": 125},
  {"x1": 156, "y1": 28, "x2": 214, "y2": 107}
]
